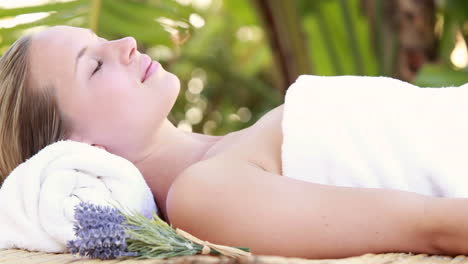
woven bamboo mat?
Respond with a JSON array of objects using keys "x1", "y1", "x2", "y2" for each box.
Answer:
[{"x1": 1, "y1": 249, "x2": 467, "y2": 264}]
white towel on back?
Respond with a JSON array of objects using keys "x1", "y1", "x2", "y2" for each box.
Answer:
[
  {"x1": 0, "y1": 140, "x2": 158, "y2": 253},
  {"x1": 281, "y1": 75, "x2": 468, "y2": 197}
]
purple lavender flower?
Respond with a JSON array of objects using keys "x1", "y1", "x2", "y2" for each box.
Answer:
[{"x1": 67, "y1": 202, "x2": 139, "y2": 260}]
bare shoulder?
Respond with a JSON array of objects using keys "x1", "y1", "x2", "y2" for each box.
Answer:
[
  {"x1": 164, "y1": 157, "x2": 266, "y2": 223},
  {"x1": 165, "y1": 157, "x2": 303, "y2": 254}
]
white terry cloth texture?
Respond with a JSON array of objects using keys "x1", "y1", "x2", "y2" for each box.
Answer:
[
  {"x1": 0, "y1": 140, "x2": 158, "y2": 253},
  {"x1": 281, "y1": 75, "x2": 468, "y2": 197}
]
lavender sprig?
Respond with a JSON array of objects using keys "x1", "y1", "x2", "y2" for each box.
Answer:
[
  {"x1": 67, "y1": 202, "x2": 138, "y2": 260},
  {"x1": 67, "y1": 201, "x2": 251, "y2": 260}
]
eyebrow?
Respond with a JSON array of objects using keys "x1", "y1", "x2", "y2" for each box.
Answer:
[
  {"x1": 74, "y1": 46, "x2": 87, "y2": 77},
  {"x1": 74, "y1": 30, "x2": 96, "y2": 77}
]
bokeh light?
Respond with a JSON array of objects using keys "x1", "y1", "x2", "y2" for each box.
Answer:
[{"x1": 450, "y1": 32, "x2": 468, "y2": 69}]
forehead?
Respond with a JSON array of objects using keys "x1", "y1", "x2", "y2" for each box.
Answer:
[{"x1": 28, "y1": 26, "x2": 92, "y2": 87}]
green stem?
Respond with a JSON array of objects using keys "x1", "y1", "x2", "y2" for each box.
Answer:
[
  {"x1": 89, "y1": 0, "x2": 101, "y2": 32},
  {"x1": 339, "y1": 0, "x2": 364, "y2": 75},
  {"x1": 316, "y1": 2, "x2": 343, "y2": 75},
  {"x1": 375, "y1": 0, "x2": 384, "y2": 75}
]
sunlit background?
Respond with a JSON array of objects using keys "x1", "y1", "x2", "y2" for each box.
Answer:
[{"x1": 0, "y1": 0, "x2": 467, "y2": 135}]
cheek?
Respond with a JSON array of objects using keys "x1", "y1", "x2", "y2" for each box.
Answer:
[
  {"x1": 85, "y1": 71, "x2": 178, "y2": 135},
  {"x1": 101, "y1": 72, "x2": 134, "y2": 94},
  {"x1": 92, "y1": 76, "x2": 150, "y2": 126},
  {"x1": 93, "y1": 74, "x2": 138, "y2": 109}
]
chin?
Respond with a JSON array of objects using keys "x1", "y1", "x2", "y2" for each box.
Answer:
[
  {"x1": 166, "y1": 71, "x2": 181, "y2": 90},
  {"x1": 161, "y1": 72, "x2": 181, "y2": 104},
  {"x1": 148, "y1": 70, "x2": 180, "y2": 93}
]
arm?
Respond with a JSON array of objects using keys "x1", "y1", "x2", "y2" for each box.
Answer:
[
  {"x1": 424, "y1": 197, "x2": 468, "y2": 256},
  {"x1": 166, "y1": 158, "x2": 439, "y2": 259}
]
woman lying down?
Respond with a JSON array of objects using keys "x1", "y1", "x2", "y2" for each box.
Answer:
[{"x1": 1, "y1": 25, "x2": 468, "y2": 259}]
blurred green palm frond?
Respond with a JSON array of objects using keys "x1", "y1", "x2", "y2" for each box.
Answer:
[
  {"x1": 0, "y1": 0, "x2": 196, "y2": 51},
  {"x1": 298, "y1": 0, "x2": 378, "y2": 77},
  {"x1": 254, "y1": 0, "x2": 468, "y2": 88}
]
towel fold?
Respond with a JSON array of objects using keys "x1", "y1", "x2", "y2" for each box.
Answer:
[
  {"x1": 0, "y1": 140, "x2": 158, "y2": 253},
  {"x1": 281, "y1": 75, "x2": 468, "y2": 197}
]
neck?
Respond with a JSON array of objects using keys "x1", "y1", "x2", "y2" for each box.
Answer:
[{"x1": 134, "y1": 119, "x2": 223, "y2": 221}]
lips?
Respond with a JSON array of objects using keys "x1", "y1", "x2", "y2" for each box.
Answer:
[
  {"x1": 141, "y1": 54, "x2": 152, "y2": 82},
  {"x1": 143, "y1": 62, "x2": 153, "y2": 82}
]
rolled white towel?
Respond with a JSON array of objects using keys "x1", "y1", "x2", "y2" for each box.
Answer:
[{"x1": 0, "y1": 140, "x2": 158, "y2": 253}]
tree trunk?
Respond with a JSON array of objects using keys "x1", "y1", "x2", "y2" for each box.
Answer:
[{"x1": 362, "y1": 0, "x2": 437, "y2": 81}]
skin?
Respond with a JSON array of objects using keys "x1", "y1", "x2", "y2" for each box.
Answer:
[
  {"x1": 167, "y1": 153, "x2": 468, "y2": 258},
  {"x1": 27, "y1": 25, "x2": 223, "y2": 220},
  {"x1": 27, "y1": 25, "x2": 468, "y2": 258}
]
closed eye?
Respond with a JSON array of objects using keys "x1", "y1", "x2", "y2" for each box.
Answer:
[{"x1": 92, "y1": 60, "x2": 102, "y2": 76}]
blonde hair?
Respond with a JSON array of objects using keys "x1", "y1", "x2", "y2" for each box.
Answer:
[{"x1": 0, "y1": 33, "x2": 68, "y2": 184}]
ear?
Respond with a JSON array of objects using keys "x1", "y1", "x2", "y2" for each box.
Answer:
[
  {"x1": 66, "y1": 132, "x2": 81, "y2": 142},
  {"x1": 67, "y1": 133, "x2": 108, "y2": 151},
  {"x1": 91, "y1": 144, "x2": 107, "y2": 151}
]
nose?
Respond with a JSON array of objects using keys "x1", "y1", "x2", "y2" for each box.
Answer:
[{"x1": 112, "y1": 36, "x2": 137, "y2": 65}]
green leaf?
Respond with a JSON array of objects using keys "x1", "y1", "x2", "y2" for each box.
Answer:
[
  {"x1": 413, "y1": 64, "x2": 468, "y2": 87},
  {"x1": 98, "y1": 9, "x2": 172, "y2": 46},
  {"x1": 0, "y1": 0, "x2": 87, "y2": 18},
  {"x1": 104, "y1": 0, "x2": 195, "y2": 21},
  {"x1": 0, "y1": 11, "x2": 86, "y2": 35}
]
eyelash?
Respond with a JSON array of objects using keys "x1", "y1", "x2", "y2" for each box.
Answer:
[{"x1": 92, "y1": 60, "x2": 103, "y2": 75}]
